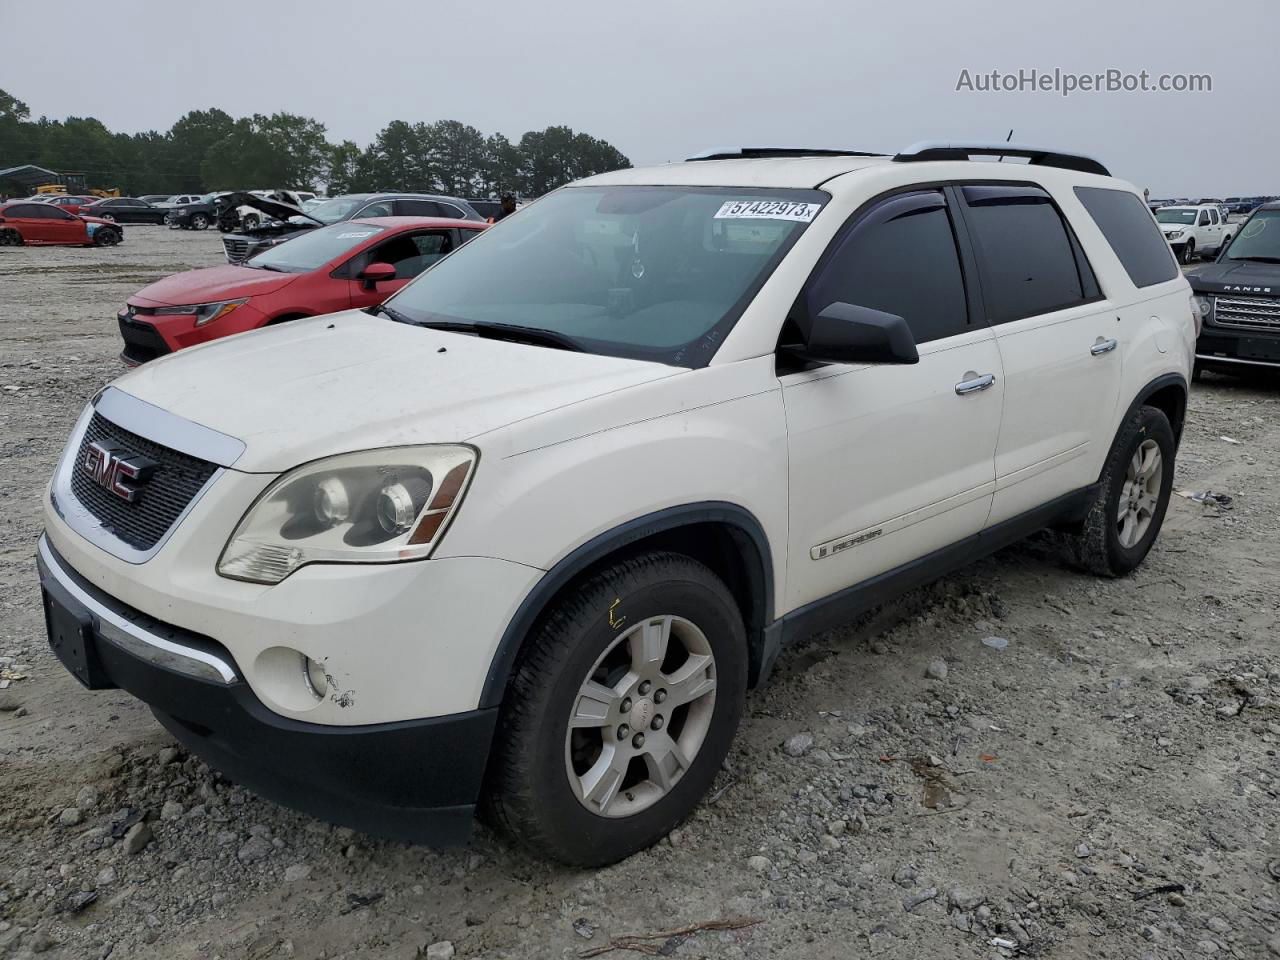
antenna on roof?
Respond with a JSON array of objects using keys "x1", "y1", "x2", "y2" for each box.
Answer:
[{"x1": 998, "y1": 129, "x2": 1013, "y2": 163}]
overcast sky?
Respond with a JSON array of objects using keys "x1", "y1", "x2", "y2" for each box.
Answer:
[{"x1": 2, "y1": 0, "x2": 1275, "y2": 196}]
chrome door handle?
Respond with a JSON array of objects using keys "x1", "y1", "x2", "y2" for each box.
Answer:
[
  {"x1": 955, "y1": 373, "x2": 996, "y2": 396},
  {"x1": 1091, "y1": 338, "x2": 1118, "y2": 356}
]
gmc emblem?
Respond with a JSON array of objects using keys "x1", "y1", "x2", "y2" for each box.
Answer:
[{"x1": 81, "y1": 441, "x2": 157, "y2": 503}]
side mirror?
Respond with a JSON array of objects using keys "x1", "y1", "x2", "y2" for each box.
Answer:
[
  {"x1": 358, "y1": 262, "x2": 396, "y2": 289},
  {"x1": 789, "y1": 302, "x2": 919, "y2": 365}
]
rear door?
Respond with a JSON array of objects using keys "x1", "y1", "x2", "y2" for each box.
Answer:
[
  {"x1": 954, "y1": 183, "x2": 1123, "y2": 526},
  {"x1": 3, "y1": 204, "x2": 49, "y2": 241},
  {"x1": 781, "y1": 189, "x2": 1004, "y2": 611}
]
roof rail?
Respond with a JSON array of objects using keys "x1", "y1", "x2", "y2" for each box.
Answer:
[
  {"x1": 687, "y1": 147, "x2": 886, "y2": 162},
  {"x1": 892, "y1": 141, "x2": 1110, "y2": 177}
]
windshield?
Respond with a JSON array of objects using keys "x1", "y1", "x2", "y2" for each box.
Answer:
[
  {"x1": 1223, "y1": 209, "x2": 1280, "y2": 261},
  {"x1": 385, "y1": 185, "x2": 826, "y2": 366},
  {"x1": 307, "y1": 196, "x2": 369, "y2": 224},
  {"x1": 1156, "y1": 208, "x2": 1197, "y2": 224},
  {"x1": 247, "y1": 222, "x2": 385, "y2": 273}
]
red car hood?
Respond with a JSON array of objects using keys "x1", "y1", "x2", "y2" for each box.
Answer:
[
  {"x1": 80, "y1": 215, "x2": 115, "y2": 226},
  {"x1": 128, "y1": 265, "x2": 298, "y2": 308}
]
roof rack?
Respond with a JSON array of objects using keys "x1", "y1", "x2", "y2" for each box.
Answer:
[
  {"x1": 892, "y1": 141, "x2": 1110, "y2": 177},
  {"x1": 687, "y1": 147, "x2": 887, "y2": 162}
]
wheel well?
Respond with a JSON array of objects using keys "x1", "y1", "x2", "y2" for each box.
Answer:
[
  {"x1": 480, "y1": 509, "x2": 774, "y2": 709},
  {"x1": 266, "y1": 313, "x2": 309, "y2": 325},
  {"x1": 1141, "y1": 381, "x2": 1187, "y2": 443}
]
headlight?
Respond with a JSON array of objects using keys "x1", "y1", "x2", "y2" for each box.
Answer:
[
  {"x1": 1191, "y1": 294, "x2": 1213, "y2": 334},
  {"x1": 1166, "y1": 230, "x2": 1184, "y2": 239},
  {"x1": 217, "y1": 445, "x2": 477, "y2": 584},
  {"x1": 153, "y1": 298, "x2": 248, "y2": 327}
]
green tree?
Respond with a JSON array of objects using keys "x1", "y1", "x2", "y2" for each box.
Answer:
[
  {"x1": 201, "y1": 112, "x2": 330, "y2": 190},
  {"x1": 167, "y1": 108, "x2": 235, "y2": 192},
  {"x1": 478, "y1": 133, "x2": 521, "y2": 197},
  {"x1": 0, "y1": 88, "x2": 30, "y2": 121},
  {"x1": 422, "y1": 120, "x2": 486, "y2": 196},
  {"x1": 517, "y1": 125, "x2": 631, "y2": 195},
  {"x1": 326, "y1": 139, "x2": 367, "y2": 195}
]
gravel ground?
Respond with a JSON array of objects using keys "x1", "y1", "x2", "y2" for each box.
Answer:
[{"x1": 2, "y1": 229, "x2": 1279, "y2": 960}]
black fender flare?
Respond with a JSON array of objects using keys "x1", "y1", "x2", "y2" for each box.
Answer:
[
  {"x1": 478, "y1": 501, "x2": 775, "y2": 708},
  {"x1": 1125, "y1": 372, "x2": 1188, "y2": 445}
]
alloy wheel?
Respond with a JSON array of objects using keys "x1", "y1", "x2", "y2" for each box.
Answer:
[
  {"x1": 565, "y1": 615, "x2": 717, "y2": 818},
  {"x1": 1118, "y1": 438, "x2": 1162, "y2": 548}
]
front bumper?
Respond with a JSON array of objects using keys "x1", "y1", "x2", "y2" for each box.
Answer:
[
  {"x1": 38, "y1": 535, "x2": 496, "y2": 845},
  {"x1": 1196, "y1": 326, "x2": 1280, "y2": 369}
]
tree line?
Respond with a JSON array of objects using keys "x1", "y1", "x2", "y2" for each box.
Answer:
[{"x1": 0, "y1": 89, "x2": 631, "y2": 199}]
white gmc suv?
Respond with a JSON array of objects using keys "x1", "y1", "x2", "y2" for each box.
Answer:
[{"x1": 38, "y1": 142, "x2": 1195, "y2": 866}]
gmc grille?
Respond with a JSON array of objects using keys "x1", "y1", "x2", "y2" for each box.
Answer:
[
  {"x1": 68, "y1": 413, "x2": 218, "y2": 551},
  {"x1": 1214, "y1": 295, "x2": 1280, "y2": 331}
]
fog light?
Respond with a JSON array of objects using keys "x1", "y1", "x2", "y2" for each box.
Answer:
[{"x1": 302, "y1": 655, "x2": 328, "y2": 700}]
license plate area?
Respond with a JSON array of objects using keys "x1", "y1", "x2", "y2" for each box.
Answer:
[{"x1": 42, "y1": 588, "x2": 112, "y2": 689}]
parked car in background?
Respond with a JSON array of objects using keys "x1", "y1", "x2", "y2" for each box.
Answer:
[
  {"x1": 41, "y1": 195, "x2": 98, "y2": 215},
  {"x1": 166, "y1": 193, "x2": 225, "y2": 231},
  {"x1": 162, "y1": 194, "x2": 204, "y2": 208},
  {"x1": 139, "y1": 194, "x2": 174, "y2": 205},
  {"x1": 230, "y1": 190, "x2": 309, "y2": 231},
  {"x1": 1189, "y1": 201, "x2": 1280, "y2": 377},
  {"x1": 0, "y1": 201, "x2": 122, "y2": 246},
  {"x1": 79, "y1": 197, "x2": 169, "y2": 224},
  {"x1": 221, "y1": 192, "x2": 483, "y2": 263},
  {"x1": 117, "y1": 217, "x2": 485, "y2": 363},
  {"x1": 38, "y1": 141, "x2": 1193, "y2": 865},
  {"x1": 1155, "y1": 204, "x2": 1235, "y2": 263}
]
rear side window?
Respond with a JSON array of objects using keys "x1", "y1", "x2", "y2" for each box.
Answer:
[
  {"x1": 807, "y1": 191, "x2": 969, "y2": 345},
  {"x1": 961, "y1": 185, "x2": 1098, "y2": 323},
  {"x1": 1074, "y1": 187, "x2": 1179, "y2": 288}
]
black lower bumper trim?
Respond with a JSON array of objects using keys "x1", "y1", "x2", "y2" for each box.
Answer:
[{"x1": 38, "y1": 538, "x2": 495, "y2": 846}]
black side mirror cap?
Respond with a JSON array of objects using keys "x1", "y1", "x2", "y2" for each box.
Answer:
[{"x1": 787, "y1": 302, "x2": 919, "y2": 365}]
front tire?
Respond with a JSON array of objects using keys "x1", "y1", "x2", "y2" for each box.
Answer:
[
  {"x1": 242, "y1": 214, "x2": 260, "y2": 229},
  {"x1": 1179, "y1": 239, "x2": 1196, "y2": 264},
  {"x1": 485, "y1": 551, "x2": 747, "y2": 866},
  {"x1": 190, "y1": 213, "x2": 210, "y2": 230},
  {"x1": 1069, "y1": 405, "x2": 1175, "y2": 576},
  {"x1": 93, "y1": 228, "x2": 121, "y2": 247}
]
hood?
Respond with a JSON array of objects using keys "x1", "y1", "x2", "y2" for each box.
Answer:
[
  {"x1": 220, "y1": 191, "x2": 320, "y2": 226},
  {"x1": 1190, "y1": 259, "x2": 1280, "y2": 294},
  {"x1": 128, "y1": 265, "x2": 298, "y2": 307},
  {"x1": 80, "y1": 215, "x2": 115, "y2": 227},
  {"x1": 111, "y1": 311, "x2": 681, "y2": 472}
]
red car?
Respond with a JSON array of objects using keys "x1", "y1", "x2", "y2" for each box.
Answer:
[
  {"x1": 0, "y1": 201, "x2": 122, "y2": 246},
  {"x1": 118, "y1": 216, "x2": 485, "y2": 364},
  {"x1": 43, "y1": 195, "x2": 98, "y2": 215}
]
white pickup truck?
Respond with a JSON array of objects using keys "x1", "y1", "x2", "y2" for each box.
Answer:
[{"x1": 1155, "y1": 204, "x2": 1235, "y2": 264}]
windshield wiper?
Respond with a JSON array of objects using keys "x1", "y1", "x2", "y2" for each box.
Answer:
[
  {"x1": 1228, "y1": 255, "x2": 1280, "y2": 264},
  {"x1": 369, "y1": 311, "x2": 584, "y2": 352},
  {"x1": 365, "y1": 302, "x2": 417, "y2": 324},
  {"x1": 470, "y1": 321, "x2": 584, "y2": 352}
]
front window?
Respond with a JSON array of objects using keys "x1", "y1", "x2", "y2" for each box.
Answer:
[
  {"x1": 246, "y1": 222, "x2": 386, "y2": 273},
  {"x1": 306, "y1": 196, "x2": 370, "y2": 224},
  {"x1": 384, "y1": 185, "x2": 827, "y2": 366},
  {"x1": 1223, "y1": 209, "x2": 1280, "y2": 263},
  {"x1": 1155, "y1": 208, "x2": 1197, "y2": 224}
]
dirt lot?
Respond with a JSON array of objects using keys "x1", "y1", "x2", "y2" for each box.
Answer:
[{"x1": 1, "y1": 228, "x2": 1279, "y2": 960}]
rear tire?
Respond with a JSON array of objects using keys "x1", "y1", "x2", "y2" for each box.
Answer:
[
  {"x1": 484, "y1": 551, "x2": 747, "y2": 866},
  {"x1": 190, "y1": 213, "x2": 210, "y2": 230},
  {"x1": 242, "y1": 214, "x2": 260, "y2": 229},
  {"x1": 1068, "y1": 405, "x2": 1175, "y2": 577},
  {"x1": 0, "y1": 228, "x2": 22, "y2": 246}
]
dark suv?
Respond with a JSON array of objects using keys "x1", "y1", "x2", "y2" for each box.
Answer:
[
  {"x1": 220, "y1": 192, "x2": 483, "y2": 263},
  {"x1": 1191, "y1": 201, "x2": 1280, "y2": 377}
]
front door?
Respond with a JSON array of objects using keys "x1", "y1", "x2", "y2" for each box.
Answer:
[
  {"x1": 343, "y1": 229, "x2": 456, "y2": 309},
  {"x1": 781, "y1": 190, "x2": 1003, "y2": 612}
]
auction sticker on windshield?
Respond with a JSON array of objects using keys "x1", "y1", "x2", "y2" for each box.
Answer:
[{"x1": 714, "y1": 199, "x2": 822, "y2": 222}]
